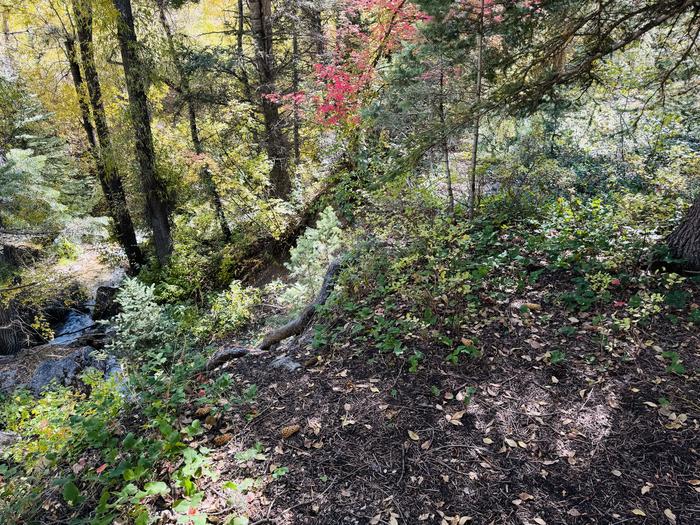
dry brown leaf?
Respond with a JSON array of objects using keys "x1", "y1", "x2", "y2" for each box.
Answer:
[
  {"x1": 213, "y1": 433, "x2": 232, "y2": 447},
  {"x1": 194, "y1": 406, "x2": 211, "y2": 418},
  {"x1": 280, "y1": 424, "x2": 301, "y2": 439}
]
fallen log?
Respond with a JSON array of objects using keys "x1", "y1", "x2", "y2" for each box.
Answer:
[
  {"x1": 205, "y1": 346, "x2": 253, "y2": 371},
  {"x1": 205, "y1": 258, "x2": 344, "y2": 370},
  {"x1": 260, "y1": 258, "x2": 343, "y2": 350}
]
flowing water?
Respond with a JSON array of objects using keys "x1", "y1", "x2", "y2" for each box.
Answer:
[{"x1": 49, "y1": 309, "x2": 95, "y2": 346}]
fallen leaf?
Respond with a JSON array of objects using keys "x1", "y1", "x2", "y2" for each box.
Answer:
[
  {"x1": 664, "y1": 509, "x2": 677, "y2": 523},
  {"x1": 483, "y1": 437, "x2": 493, "y2": 445},
  {"x1": 194, "y1": 406, "x2": 211, "y2": 418},
  {"x1": 631, "y1": 509, "x2": 646, "y2": 517},
  {"x1": 533, "y1": 517, "x2": 547, "y2": 525},
  {"x1": 280, "y1": 424, "x2": 300, "y2": 439},
  {"x1": 213, "y1": 433, "x2": 233, "y2": 446},
  {"x1": 408, "y1": 430, "x2": 420, "y2": 441}
]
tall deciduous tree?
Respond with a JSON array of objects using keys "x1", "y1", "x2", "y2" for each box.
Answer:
[
  {"x1": 70, "y1": 0, "x2": 143, "y2": 271},
  {"x1": 112, "y1": 0, "x2": 173, "y2": 263}
]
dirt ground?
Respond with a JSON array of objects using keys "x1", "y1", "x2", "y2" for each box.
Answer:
[{"x1": 189, "y1": 283, "x2": 700, "y2": 525}]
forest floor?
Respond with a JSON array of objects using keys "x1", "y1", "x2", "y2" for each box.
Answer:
[{"x1": 179, "y1": 272, "x2": 700, "y2": 525}]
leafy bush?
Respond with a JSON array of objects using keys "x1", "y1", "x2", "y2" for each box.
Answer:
[
  {"x1": 0, "y1": 276, "x2": 241, "y2": 523},
  {"x1": 278, "y1": 206, "x2": 344, "y2": 310},
  {"x1": 106, "y1": 278, "x2": 178, "y2": 361},
  {"x1": 200, "y1": 280, "x2": 261, "y2": 337},
  {"x1": 52, "y1": 235, "x2": 80, "y2": 261}
]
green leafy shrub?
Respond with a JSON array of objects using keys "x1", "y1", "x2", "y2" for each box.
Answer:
[
  {"x1": 106, "y1": 278, "x2": 178, "y2": 360},
  {"x1": 52, "y1": 235, "x2": 80, "y2": 261},
  {"x1": 278, "y1": 206, "x2": 344, "y2": 310},
  {"x1": 201, "y1": 281, "x2": 261, "y2": 337}
]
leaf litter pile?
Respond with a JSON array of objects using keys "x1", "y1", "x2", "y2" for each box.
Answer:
[{"x1": 181, "y1": 269, "x2": 700, "y2": 524}]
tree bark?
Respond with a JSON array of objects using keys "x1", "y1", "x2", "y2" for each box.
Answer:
[
  {"x1": 69, "y1": 3, "x2": 143, "y2": 272},
  {"x1": 438, "y1": 67, "x2": 454, "y2": 215},
  {"x1": 292, "y1": 21, "x2": 300, "y2": 162},
  {"x1": 303, "y1": 6, "x2": 325, "y2": 58},
  {"x1": 468, "y1": 0, "x2": 485, "y2": 220},
  {"x1": 0, "y1": 302, "x2": 21, "y2": 355},
  {"x1": 112, "y1": 0, "x2": 173, "y2": 264},
  {"x1": 668, "y1": 195, "x2": 700, "y2": 269},
  {"x1": 248, "y1": 0, "x2": 291, "y2": 199},
  {"x1": 155, "y1": 1, "x2": 232, "y2": 241}
]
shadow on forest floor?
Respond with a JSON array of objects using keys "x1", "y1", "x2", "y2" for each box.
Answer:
[{"x1": 187, "y1": 276, "x2": 700, "y2": 524}]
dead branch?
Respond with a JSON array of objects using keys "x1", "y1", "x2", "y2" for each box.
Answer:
[
  {"x1": 259, "y1": 258, "x2": 343, "y2": 350},
  {"x1": 204, "y1": 258, "x2": 344, "y2": 371},
  {"x1": 205, "y1": 346, "x2": 254, "y2": 371}
]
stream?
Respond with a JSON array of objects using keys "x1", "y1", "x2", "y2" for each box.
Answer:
[
  {"x1": 49, "y1": 309, "x2": 96, "y2": 346},
  {"x1": 46, "y1": 254, "x2": 126, "y2": 347}
]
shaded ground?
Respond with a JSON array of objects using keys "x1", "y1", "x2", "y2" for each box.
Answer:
[{"x1": 186, "y1": 276, "x2": 700, "y2": 524}]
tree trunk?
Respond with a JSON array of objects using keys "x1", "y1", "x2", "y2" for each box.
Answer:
[
  {"x1": 0, "y1": 302, "x2": 21, "y2": 355},
  {"x1": 69, "y1": 3, "x2": 143, "y2": 272},
  {"x1": 301, "y1": 5, "x2": 325, "y2": 58},
  {"x1": 668, "y1": 195, "x2": 700, "y2": 269},
  {"x1": 292, "y1": 21, "x2": 300, "y2": 162},
  {"x1": 438, "y1": 67, "x2": 454, "y2": 215},
  {"x1": 156, "y1": 1, "x2": 232, "y2": 241},
  {"x1": 112, "y1": 0, "x2": 173, "y2": 264},
  {"x1": 248, "y1": 0, "x2": 291, "y2": 199},
  {"x1": 468, "y1": 0, "x2": 484, "y2": 220}
]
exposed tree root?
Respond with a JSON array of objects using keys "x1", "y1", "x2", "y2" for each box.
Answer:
[
  {"x1": 259, "y1": 258, "x2": 342, "y2": 350},
  {"x1": 205, "y1": 346, "x2": 254, "y2": 371},
  {"x1": 205, "y1": 258, "x2": 344, "y2": 370}
]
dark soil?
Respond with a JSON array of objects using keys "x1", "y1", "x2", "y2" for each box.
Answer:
[{"x1": 190, "y1": 277, "x2": 700, "y2": 525}]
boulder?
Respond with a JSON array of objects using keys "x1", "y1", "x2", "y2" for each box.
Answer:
[
  {"x1": 0, "y1": 430, "x2": 20, "y2": 454},
  {"x1": 0, "y1": 369, "x2": 20, "y2": 394},
  {"x1": 270, "y1": 355, "x2": 302, "y2": 372},
  {"x1": 93, "y1": 286, "x2": 120, "y2": 320},
  {"x1": 28, "y1": 346, "x2": 121, "y2": 395}
]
